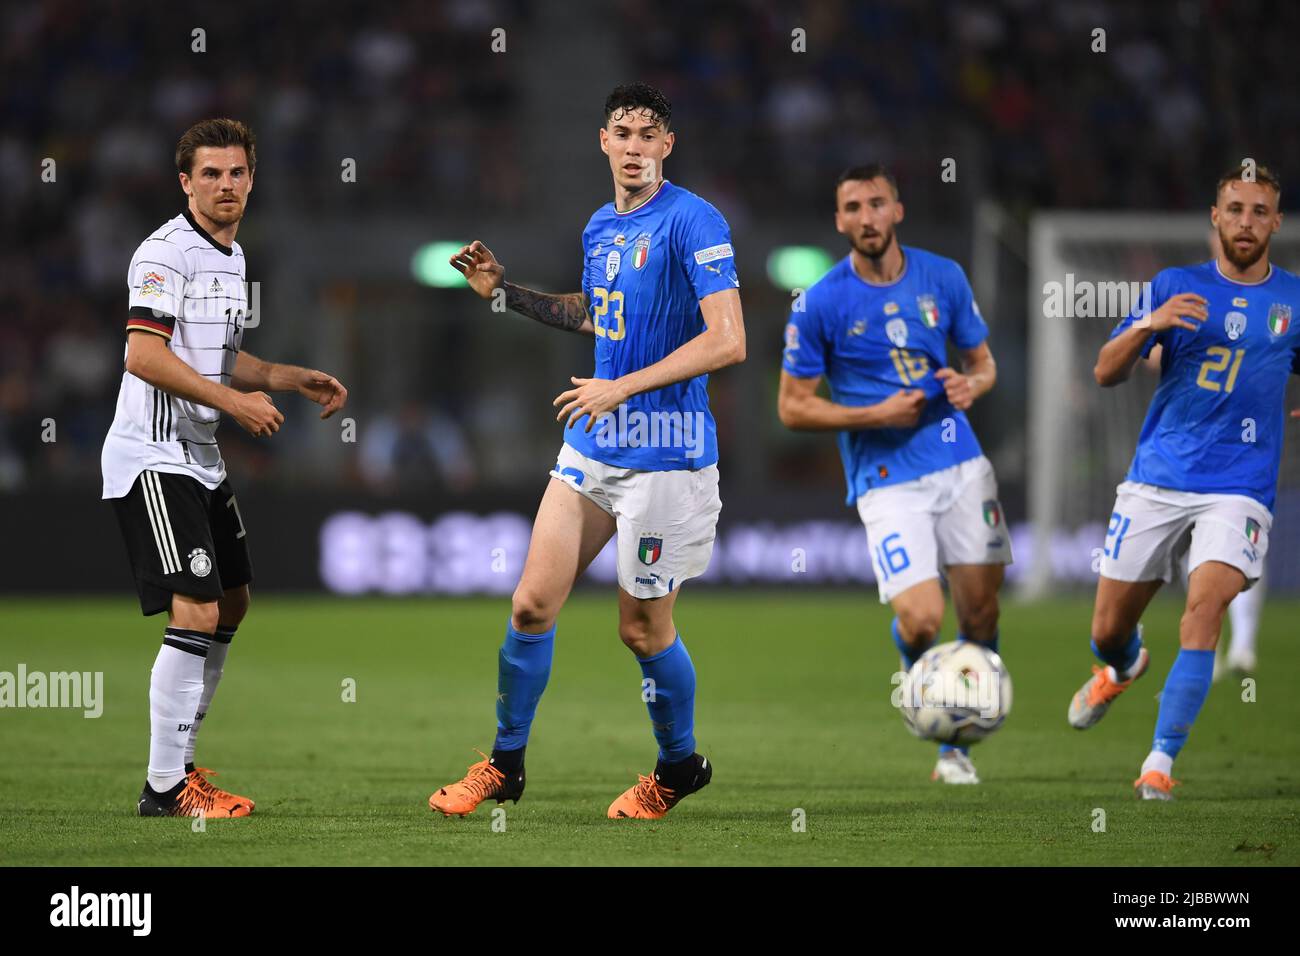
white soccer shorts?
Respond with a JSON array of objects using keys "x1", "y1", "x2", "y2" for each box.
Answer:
[
  {"x1": 856, "y1": 455, "x2": 1013, "y2": 604},
  {"x1": 550, "y1": 443, "x2": 721, "y2": 599},
  {"x1": 1099, "y1": 481, "x2": 1271, "y2": 587}
]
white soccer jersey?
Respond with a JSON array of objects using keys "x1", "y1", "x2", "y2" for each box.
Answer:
[{"x1": 101, "y1": 209, "x2": 249, "y2": 499}]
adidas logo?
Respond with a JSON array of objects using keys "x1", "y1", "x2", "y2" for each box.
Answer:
[{"x1": 209, "y1": 278, "x2": 223, "y2": 295}]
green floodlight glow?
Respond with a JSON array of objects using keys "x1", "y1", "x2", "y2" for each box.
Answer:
[
  {"x1": 766, "y1": 246, "x2": 834, "y2": 291},
  {"x1": 411, "y1": 242, "x2": 466, "y2": 288}
]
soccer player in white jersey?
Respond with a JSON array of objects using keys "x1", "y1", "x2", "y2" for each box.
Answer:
[
  {"x1": 429, "y1": 84, "x2": 745, "y2": 819},
  {"x1": 779, "y1": 165, "x2": 1011, "y2": 785},
  {"x1": 1067, "y1": 166, "x2": 1300, "y2": 800},
  {"x1": 102, "y1": 119, "x2": 348, "y2": 817}
]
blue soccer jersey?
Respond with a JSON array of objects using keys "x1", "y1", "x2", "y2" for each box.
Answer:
[
  {"x1": 1109, "y1": 260, "x2": 1300, "y2": 510},
  {"x1": 566, "y1": 180, "x2": 738, "y2": 471},
  {"x1": 782, "y1": 247, "x2": 990, "y2": 504}
]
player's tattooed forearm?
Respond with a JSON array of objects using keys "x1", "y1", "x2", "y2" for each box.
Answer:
[{"x1": 504, "y1": 283, "x2": 588, "y2": 332}]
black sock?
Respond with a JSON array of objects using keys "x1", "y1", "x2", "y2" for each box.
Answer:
[
  {"x1": 654, "y1": 753, "x2": 699, "y2": 790},
  {"x1": 490, "y1": 746, "x2": 525, "y2": 775}
]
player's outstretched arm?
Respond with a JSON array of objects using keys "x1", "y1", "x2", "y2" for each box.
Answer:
[
  {"x1": 778, "y1": 372, "x2": 925, "y2": 431},
  {"x1": 934, "y1": 343, "x2": 996, "y2": 411},
  {"x1": 553, "y1": 287, "x2": 745, "y2": 430},
  {"x1": 449, "y1": 240, "x2": 593, "y2": 334},
  {"x1": 1094, "y1": 292, "x2": 1207, "y2": 386},
  {"x1": 231, "y1": 351, "x2": 348, "y2": 419},
  {"x1": 125, "y1": 331, "x2": 284, "y2": 437}
]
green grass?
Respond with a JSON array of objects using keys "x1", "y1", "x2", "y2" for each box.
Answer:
[{"x1": 0, "y1": 593, "x2": 1296, "y2": 866}]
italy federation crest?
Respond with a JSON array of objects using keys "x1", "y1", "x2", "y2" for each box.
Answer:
[
  {"x1": 1268, "y1": 303, "x2": 1291, "y2": 336},
  {"x1": 605, "y1": 250, "x2": 622, "y2": 282},
  {"x1": 917, "y1": 294, "x2": 940, "y2": 328},
  {"x1": 1245, "y1": 518, "x2": 1262, "y2": 545},
  {"x1": 638, "y1": 535, "x2": 663, "y2": 566},
  {"x1": 982, "y1": 500, "x2": 1001, "y2": 527},
  {"x1": 632, "y1": 235, "x2": 651, "y2": 269}
]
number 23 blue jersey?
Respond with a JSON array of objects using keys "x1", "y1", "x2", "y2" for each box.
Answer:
[{"x1": 567, "y1": 180, "x2": 739, "y2": 471}]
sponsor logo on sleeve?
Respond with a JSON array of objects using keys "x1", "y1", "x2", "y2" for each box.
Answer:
[
  {"x1": 693, "y1": 243, "x2": 733, "y2": 265},
  {"x1": 140, "y1": 272, "x2": 166, "y2": 298}
]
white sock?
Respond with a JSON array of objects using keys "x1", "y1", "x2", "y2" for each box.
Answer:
[
  {"x1": 147, "y1": 630, "x2": 210, "y2": 792},
  {"x1": 1141, "y1": 750, "x2": 1173, "y2": 778},
  {"x1": 185, "y1": 626, "x2": 235, "y2": 766},
  {"x1": 1227, "y1": 577, "x2": 1264, "y2": 661}
]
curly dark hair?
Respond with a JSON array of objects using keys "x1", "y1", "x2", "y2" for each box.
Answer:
[{"x1": 604, "y1": 83, "x2": 672, "y2": 131}]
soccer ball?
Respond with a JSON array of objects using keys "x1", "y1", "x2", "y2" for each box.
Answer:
[{"x1": 897, "y1": 641, "x2": 1012, "y2": 745}]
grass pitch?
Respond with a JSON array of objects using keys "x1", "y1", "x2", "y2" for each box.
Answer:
[{"x1": 0, "y1": 592, "x2": 1295, "y2": 866}]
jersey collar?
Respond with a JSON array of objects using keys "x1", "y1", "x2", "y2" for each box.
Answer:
[
  {"x1": 182, "y1": 207, "x2": 234, "y2": 256},
  {"x1": 613, "y1": 179, "x2": 669, "y2": 215},
  {"x1": 1213, "y1": 258, "x2": 1272, "y2": 286},
  {"x1": 846, "y1": 248, "x2": 908, "y2": 288}
]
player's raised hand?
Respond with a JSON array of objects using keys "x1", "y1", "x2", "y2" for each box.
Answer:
[
  {"x1": 296, "y1": 369, "x2": 348, "y2": 419},
  {"x1": 1144, "y1": 293, "x2": 1208, "y2": 333},
  {"x1": 874, "y1": 388, "x2": 927, "y2": 428},
  {"x1": 231, "y1": 391, "x2": 284, "y2": 437},
  {"x1": 934, "y1": 367, "x2": 975, "y2": 410},
  {"x1": 553, "y1": 376, "x2": 629, "y2": 432},
  {"x1": 449, "y1": 240, "x2": 505, "y2": 299}
]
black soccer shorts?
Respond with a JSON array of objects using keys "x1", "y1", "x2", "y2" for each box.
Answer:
[{"x1": 110, "y1": 469, "x2": 254, "y2": 616}]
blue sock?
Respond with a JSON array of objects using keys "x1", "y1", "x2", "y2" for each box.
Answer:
[
  {"x1": 492, "y1": 620, "x2": 555, "y2": 752},
  {"x1": 938, "y1": 743, "x2": 969, "y2": 756},
  {"x1": 1092, "y1": 628, "x2": 1143, "y2": 675},
  {"x1": 892, "y1": 617, "x2": 924, "y2": 670},
  {"x1": 1151, "y1": 649, "x2": 1214, "y2": 760},
  {"x1": 638, "y1": 635, "x2": 696, "y2": 764},
  {"x1": 958, "y1": 630, "x2": 999, "y2": 655}
]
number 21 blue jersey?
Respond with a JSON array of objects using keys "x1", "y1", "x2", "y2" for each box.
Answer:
[{"x1": 1110, "y1": 260, "x2": 1300, "y2": 510}]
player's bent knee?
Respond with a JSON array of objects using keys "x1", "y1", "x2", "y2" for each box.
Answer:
[
  {"x1": 897, "y1": 608, "x2": 943, "y2": 646},
  {"x1": 617, "y1": 620, "x2": 652, "y2": 655},
  {"x1": 511, "y1": 588, "x2": 558, "y2": 633},
  {"x1": 1090, "y1": 607, "x2": 1135, "y2": 646},
  {"x1": 172, "y1": 597, "x2": 220, "y2": 634}
]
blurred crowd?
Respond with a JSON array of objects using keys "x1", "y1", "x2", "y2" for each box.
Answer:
[
  {"x1": 2, "y1": 0, "x2": 1295, "y2": 493},
  {"x1": 621, "y1": 0, "x2": 1300, "y2": 219}
]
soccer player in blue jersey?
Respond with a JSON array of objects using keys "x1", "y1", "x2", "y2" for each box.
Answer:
[
  {"x1": 1068, "y1": 165, "x2": 1299, "y2": 799},
  {"x1": 779, "y1": 165, "x2": 1011, "y2": 784},
  {"x1": 429, "y1": 83, "x2": 745, "y2": 819}
]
